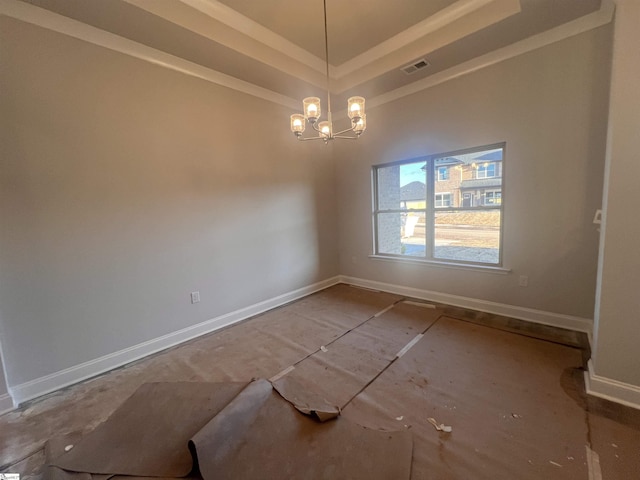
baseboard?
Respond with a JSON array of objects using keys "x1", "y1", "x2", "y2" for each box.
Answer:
[
  {"x1": 9, "y1": 276, "x2": 341, "y2": 406},
  {"x1": 0, "y1": 392, "x2": 14, "y2": 415},
  {"x1": 339, "y1": 275, "x2": 593, "y2": 334},
  {"x1": 584, "y1": 359, "x2": 640, "y2": 411}
]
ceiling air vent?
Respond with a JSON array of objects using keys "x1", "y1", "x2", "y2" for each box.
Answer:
[{"x1": 401, "y1": 59, "x2": 430, "y2": 75}]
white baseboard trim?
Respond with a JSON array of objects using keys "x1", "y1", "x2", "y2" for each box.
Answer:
[
  {"x1": 0, "y1": 393, "x2": 14, "y2": 415},
  {"x1": 339, "y1": 275, "x2": 593, "y2": 334},
  {"x1": 584, "y1": 359, "x2": 640, "y2": 411},
  {"x1": 9, "y1": 276, "x2": 341, "y2": 406}
]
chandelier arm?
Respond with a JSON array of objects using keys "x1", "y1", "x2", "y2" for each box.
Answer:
[
  {"x1": 333, "y1": 125, "x2": 357, "y2": 136},
  {"x1": 333, "y1": 135, "x2": 360, "y2": 140},
  {"x1": 296, "y1": 135, "x2": 326, "y2": 142},
  {"x1": 309, "y1": 122, "x2": 322, "y2": 133}
]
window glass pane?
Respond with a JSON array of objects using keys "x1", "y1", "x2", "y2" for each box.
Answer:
[
  {"x1": 376, "y1": 212, "x2": 426, "y2": 257},
  {"x1": 434, "y1": 147, "x2": 502, "y2": 209},
  {"x1": 400, "y1": 162, "x2": 427, "y2": 211},
  {"x1": 433, "y1": 210, "x2": 501, "y2": 264},
  {"x1": 377, "y1": 161, "x2": 426, "y2": 211}
]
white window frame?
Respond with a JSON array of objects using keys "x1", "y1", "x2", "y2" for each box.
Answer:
[
  {"x1": 372, "y1": 143, "x2": 505, "y2": 267},
  {"x1": 435, "y1": 193, "x2": 452, "y2": 208},
  {"x1": 437, "y1": 166, "x2": 449, "y2": 181},
  {"x1": 484, "y1": 190, "x2": 502, "y2": 205},
  {"x1": 477, "y1": 163, "x2": 497, "y2": 179}
]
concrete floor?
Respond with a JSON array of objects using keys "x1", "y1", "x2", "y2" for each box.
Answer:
[{"x1": 1, "y1": 284, "x2": 638, "y2": 479}]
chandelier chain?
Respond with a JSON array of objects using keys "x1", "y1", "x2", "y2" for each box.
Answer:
[{"x1": 323, "y1": 0, "x2": 331, "y2": 121}]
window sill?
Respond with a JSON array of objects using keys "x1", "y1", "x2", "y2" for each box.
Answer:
[{"x1": 368, "y1": 254, "x2": 511, "y2": 274}]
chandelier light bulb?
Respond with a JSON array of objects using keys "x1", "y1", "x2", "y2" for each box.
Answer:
[
  {"x1": 353, "y1": 114, "x2": 366, "y2": 134},
  {"x1": 347, "y1": 97, "x2": 365, "y2": 120},
  {"x1": 318, "y1": 121, "x2": 331, "y2": 136},
  {"x1": 290, "y1": 114, "x2": 306, "y2": 135},
  {"x1": 303, "y1": 97, "x2": 321, "y2": 123}
]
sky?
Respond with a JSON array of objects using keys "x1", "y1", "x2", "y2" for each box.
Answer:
[{"x1": 400, "y1": 162, "x2": 426, "y2": 187}]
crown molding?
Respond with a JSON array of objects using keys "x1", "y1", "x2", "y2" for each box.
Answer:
[
  {"x1": 123, "y1": 0, "x2": 327, "y2": 89},
  {"x1": 177, "y1": 0, "x2": 326, "y2": 74},
  {"x1": 333, "y1": 0, "x2": 520, "y2": 92},
  {"x1": 125, "y1": 0, "x2": 521, "y2": 93},
  {"x1": 333, "y1": 0, "x2": 519, "y2": 79},
  {"x1": 1, "y1": 0, "x2": 614, "y2": 112},
  {"x1": 368, "y1": 0, "x2": 615, "y2": 109},
  {"x1": 0, "y1": 0, "x2": 299, "y2": 109}
]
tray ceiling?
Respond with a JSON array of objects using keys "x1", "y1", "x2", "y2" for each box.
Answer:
[{"x1": 9, "y1": 0, "x2": 607, "y2": 108}]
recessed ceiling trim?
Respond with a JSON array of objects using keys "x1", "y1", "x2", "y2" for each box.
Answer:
[
  {"x1": 123, "y1": 0, "x2": 327, "y2": 89},
  {"x1": 124, "y1": 0, "x2": 521, "y2": 94},
  {"x1": 368, "y1": 0, "x2": 615, "y2": 110},
  {"x1": 0, "y1": 0, "x2": 299, "y2": 109},
  {"x1": 1, "y1": 0, "x2": 614, "y2": 114},
  {"x1": 333, "y1": 0, "x2": 510, "y2": 78},
  {"x1": 332, "y1": 0, "x2": 521, "y2": 93},
  {"x1": 177, "y1": 0, "x2": 326, "y2": 74}
]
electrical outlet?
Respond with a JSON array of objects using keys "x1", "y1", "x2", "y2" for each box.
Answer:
[
  {"x1": 191, "y1": 291, "x2": 200, "y2": 304},
  {"x1": 518, "y1": 275, "x2": 529, "y2": 287}
]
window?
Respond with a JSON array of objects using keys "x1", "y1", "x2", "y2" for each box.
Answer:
[
  {"x1": 477, "y1": 163, "x2": 496, "y2": 178},
  {"x1": 435, "y1": 193, "x2": 452, "y2": 208},
  {"x1": 437, "y1": 166, "x2": 449, "y2": 181},
  {"x1": 484, "y1": 190, "x2": 502, "y2": 205},
  {"x1": 373, "y1": 144, "x2": 504, "y2": 266}
]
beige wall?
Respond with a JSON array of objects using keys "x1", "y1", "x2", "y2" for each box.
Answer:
[
  {"x1": 0, "y1": 18, "x2": 338, "y2": 387},
  {"x1": 335, "y1": 25, "x2": 612, "y2": 319},
  {"x1": 593, "y1": 0, "x2": 640, "y2": 387}
]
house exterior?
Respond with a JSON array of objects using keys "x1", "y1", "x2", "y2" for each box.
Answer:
[
  {"x1": 434, "y1": 149, "x2": 502, "y2": 208},
  {"x1": 400, "y1": 180, "x2": 426, "y2": 210}
]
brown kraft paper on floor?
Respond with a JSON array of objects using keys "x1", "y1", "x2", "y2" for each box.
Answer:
[
  {"x1": 48, "y1": 380, "x2": 412, "y2": 480},
  {"x1": 342, "y1": 316, "x2": 589, "y2": 480},
  {"x1": 190, "y1": 379, "x2": 412, "y2": 479},
  {"x1": 273, "y1": 301, "x2": 441, "y2": 410},
  {"x1": 51, "y1": 382, "x2": 248, "y2": 477}
]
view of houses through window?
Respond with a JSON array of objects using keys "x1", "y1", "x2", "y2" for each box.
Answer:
[{"x1": 373, "y1": 144, "x2": 504, "y2": 265}]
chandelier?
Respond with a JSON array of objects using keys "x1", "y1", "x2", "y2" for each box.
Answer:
[{"x1": 290, "y1": 0, "x2": 366, "y2": 142}]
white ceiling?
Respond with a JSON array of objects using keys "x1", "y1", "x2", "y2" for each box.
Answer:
[{"x1": 13, "y1": 0, "x2": 607, "y2": 108}]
